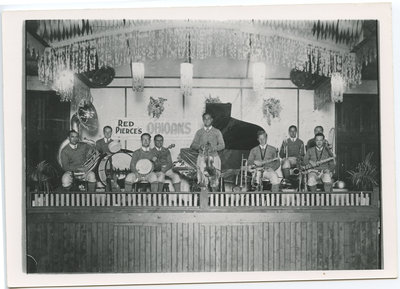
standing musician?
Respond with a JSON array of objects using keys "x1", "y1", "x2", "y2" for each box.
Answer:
[
  {"x1": 279, "y1": 125, "x2": 305, "y2": 181},
  {"x1": 248, "y1": 130, "x2": 280, "y2": 193},
  {"x1": 60, "y1": 130, "x2": 97, "y2": 191},
  {"x1": 125, "y1": 133, "x2": 159, "y2": 192},
  {"x1": 303, "y1": 132, "x2": 335, "y2": 193},
  {"x1": 190, "y1": 112, "x2": 225, "y2": 191},
  {"x1": 151, "y1": 134, "x2": 182, "y2": 192},
  {"x1": 95, "y1": 125, "x2": 113, "y2": 155}
]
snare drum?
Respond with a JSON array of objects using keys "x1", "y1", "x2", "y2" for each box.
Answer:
[
  {"x1": 135, "y1": 159, "x2": 154, "y2": 178},
  {"x1": 108, "y1": 140, "x2": 122, "y2": 153}
]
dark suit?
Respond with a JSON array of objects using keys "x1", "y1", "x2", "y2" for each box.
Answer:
[{"x1": 96, "y1": 138, "x2": 112, "y2": 154}]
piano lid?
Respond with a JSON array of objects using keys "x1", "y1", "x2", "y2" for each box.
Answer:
[{"x1": 205, "y1": 103, "x2": 264, "y2": 150}]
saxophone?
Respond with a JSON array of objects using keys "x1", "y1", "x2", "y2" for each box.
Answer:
[{"x1": 301, "y1": 157, "x2": 335, "y2": 172}]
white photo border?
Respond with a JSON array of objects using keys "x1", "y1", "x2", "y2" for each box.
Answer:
[{"x1": 2, "y1": 2, "x2": 397, "y2": 287}]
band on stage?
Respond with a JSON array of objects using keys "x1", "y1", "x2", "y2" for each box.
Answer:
[{"x1": 59, "y1": 113, "x2": 336, "y2": 193}]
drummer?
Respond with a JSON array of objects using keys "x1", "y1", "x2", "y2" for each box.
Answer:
[
  {"x1": 151, "y1": 134, "x2": 181, "y2": 192},
  {"x1": 96, "y1": 126, "x2": 113, "y2": 155},
  {"x1": 124, "y1": 133, "x2": 159, "y2": 192}
]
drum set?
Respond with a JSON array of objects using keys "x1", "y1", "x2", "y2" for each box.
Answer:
[{"x1": 96, "y1": 140, "x2": 134, "y2": 189}]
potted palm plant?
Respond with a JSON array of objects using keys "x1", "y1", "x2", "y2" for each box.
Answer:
[
  {"x1": 29, "y1": 161, "x2": 58, "y2": 193},
  {"x1": 347, "y1": 152, "x2": 379, "y2": 191}
]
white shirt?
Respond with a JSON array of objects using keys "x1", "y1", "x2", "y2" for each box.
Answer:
[
  {"x1": 290, "y1": 137, "x2": 297, "y2": 142},
  {"x1": 316, "y1": 146, "x2": 323, "y2": 151},
  {"x1": 155, "y1": 147, "x2": 162, "y2": 151},
  {"x1": 259, "y1": 144, "x2": 267, "y2": 150},
  {"x1": 141, "y1": 146, "x2": 150, "y2": 152},
  {"x1": 104, "y1": 138, "x2": 111, "y2": 143},
  {"x1": 204, "y1": 126, "x2": 213, "y2": 132},
  {"x1": 69, "y1": 143, "x2": 78, "y2": 150}
]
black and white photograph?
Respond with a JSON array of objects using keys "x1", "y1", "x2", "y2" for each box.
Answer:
[{"x1": 1, "y1": 2, "x2": 397, "y2": 287}]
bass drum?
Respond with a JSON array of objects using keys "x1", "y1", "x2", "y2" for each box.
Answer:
[{"x1": 97, "y1": 149, "x2": 133, "y2": 187}]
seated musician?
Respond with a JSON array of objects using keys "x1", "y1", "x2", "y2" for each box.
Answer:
[
  {"x1": 190, "y1": 112, "x2": 225, "y2": 191},
  {"x1": 151, "y1": 134, "x2": 181, "y2": 192},
  {"x1": 60, "y1": 130, "x2": 96, "y2": 191},
  {"x1": 279, "y1": 125, "x2": 305, "y2": 181},
  {"x1": 248, "y1": 130, "x2": 280, "y2": 193},
  {"x1": 95, "y1": 125, "x2": 113, "y2": 155},
  {"x1": 125, "y1": 133, "x2": 159, "y2": 192},
  {"x1": 306, "y1": 126, "x2": 331, "y2": 151},
  {"x1": 304, "y1": 133, "x2": 335, "y2": 193}
]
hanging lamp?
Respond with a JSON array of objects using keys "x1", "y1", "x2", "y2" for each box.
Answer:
[{"x1": 131, "y1": 62, "x2": 144, "y2": 92}]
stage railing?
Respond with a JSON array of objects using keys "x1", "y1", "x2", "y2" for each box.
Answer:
[{"x1": 28, "y1": 190, "x2": 378, "y2": 208}]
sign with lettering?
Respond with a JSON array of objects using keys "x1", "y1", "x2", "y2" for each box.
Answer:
[{"x1": 112, "y1": 118, "x2": 196, "y2": 139}]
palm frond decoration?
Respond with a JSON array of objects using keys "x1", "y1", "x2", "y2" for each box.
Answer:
[
  {"x1": 347, "y1": 152, "x2": 379, "y2": 190},
  {"x1": 29, "y1": 161, "x2": 58, "y2": 193}
]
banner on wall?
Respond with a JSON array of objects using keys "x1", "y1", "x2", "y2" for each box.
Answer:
[{"x1": 111, "y1": 118, "x2": 198, "y2": 140}]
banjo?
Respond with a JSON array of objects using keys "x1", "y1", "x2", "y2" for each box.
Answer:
[{"x1": 135, "y1": 144, "x2": 175, "y2": 178}]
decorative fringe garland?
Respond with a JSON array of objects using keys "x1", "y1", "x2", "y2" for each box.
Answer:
[{"x1": 37, "y1": 26, "x2": 368, "y2": 88}]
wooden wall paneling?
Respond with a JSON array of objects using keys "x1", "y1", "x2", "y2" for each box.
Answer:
[
  {"x1": 187, "y1": 223, "x2": 193, "y2": 272},
  {"x1": 371, "y1": 221, "x2": 378, "y2": 269},
  {"x1": 90, "y1": 223, "x2": 97, "y2": 272},
  {"x1": 295, "y1": 222, "x2": 302, "y2": 270},
  {"x1": 249, "y1": 224, "x2": 255, "y2": 271},
  {"x1": 123, "y1": 225, "x2": 129, "y2": 273},
  {"x1": 138, "y1": 226, "x2": 145, "y2": 272},
  {"x1": 171, "y1": 223, "x2": 177, "y2": 272},
  {"x1": 226, "y1": 225, "x2": 232, "y2": 272},
  {"x1": 287, "y1": 222, "x2": 293, "y2": 270},
  {"x1": 316, "y1": 222, "x2": 323, "y2": 270},
  {"x1": 26, "y1": 209, "x2": 381, "y2": 273},
  {"x1": 344, "y1": 222, "x2": 351, "y2": 270},
  {"x1": 215, "y1": 225, "x2": 222, "y2": 272},
  {"x1": 268, "y1": 222, "x2": 274, "y2": 270},
  {"x1": 182, "y1": 223, "x2": 189, "y2": 272},
  {"x1": 113, "y1": 225, "x2": 118, "y2": 272},
  {"x1": 204, "y1": 224, "x2": 211, "y2": 271},
  {"x1": 167, "y1": 223, "x2": 173, "y2": 272},
  {"x1": 156, "y1": 225, "x2": 162, "y2": 272},
  {"x1": 306, "y1": 222, "x2": 312, "y2": 270},
  {"x1": 231, "y1": 226, "x2": 237, "y2": 271},
  {"x1": 338, "y1": 222, "x2": 345, "y2": 269},
  {"x1": 177, "y1": 223, "x2": 183, "y2": 271},
  {"x1": 128, "y1": 226, "x2": 134, "y2": 272},
  {"x1": 301, "y1": 222, "x2": 307, "y2": 270},
  {"x1": 322, "y1": 222, "x2": 329, "y2": 270},
  {"x1": 332, "y1": 222, "x2": 338, "y2": 269},
  {"x1": 237, "y1": 225, "x2": 243, "y2": 271},
  {"x1": 242, "y1": 225, "x2": 247, "y2": 271},
  {"x1": 199, "y1": 224, "x2": 205, "y2": 272},
  {"x1": 360, "y1": 221, "x2": 367, "y2": 269},
  {"x1": 273, "y1": 223, "x2": 279, "y2": 270}
]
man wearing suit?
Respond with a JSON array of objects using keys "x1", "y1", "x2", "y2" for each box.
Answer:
[
  {"x1": 96, "y1": 125, "x2": 113, "y2": 155},
  {"x1": 248, "y1": 130, "x2": 280, "y2": 192},
  {"x1": 151, "y1": 134, "x2": 181, "y2": 192},
  {"x1": 304, "y1": 133, "x2": 335, "y2": 193}
]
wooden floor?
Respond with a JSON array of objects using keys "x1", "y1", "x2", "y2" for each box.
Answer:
[{"x1": 26, "y1": 190, "x2": 381, "y2": 273}]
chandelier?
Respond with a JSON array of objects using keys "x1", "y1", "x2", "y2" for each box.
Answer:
[
  {"x1": 331, "y1": 72, "x2": 345, "y2": 102},
  {"x1": 131, "y1": 62, "x2": 144, "y2": 92},
  {"x1": 52, "y1": 69, "x2": 74, "y2": 101},
  {"x1": 180, "y1": 62, "x2": 193, "y2": 96},
  {"x1": 252, "y1": 62, "x2": 266, "y2": 93}
]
